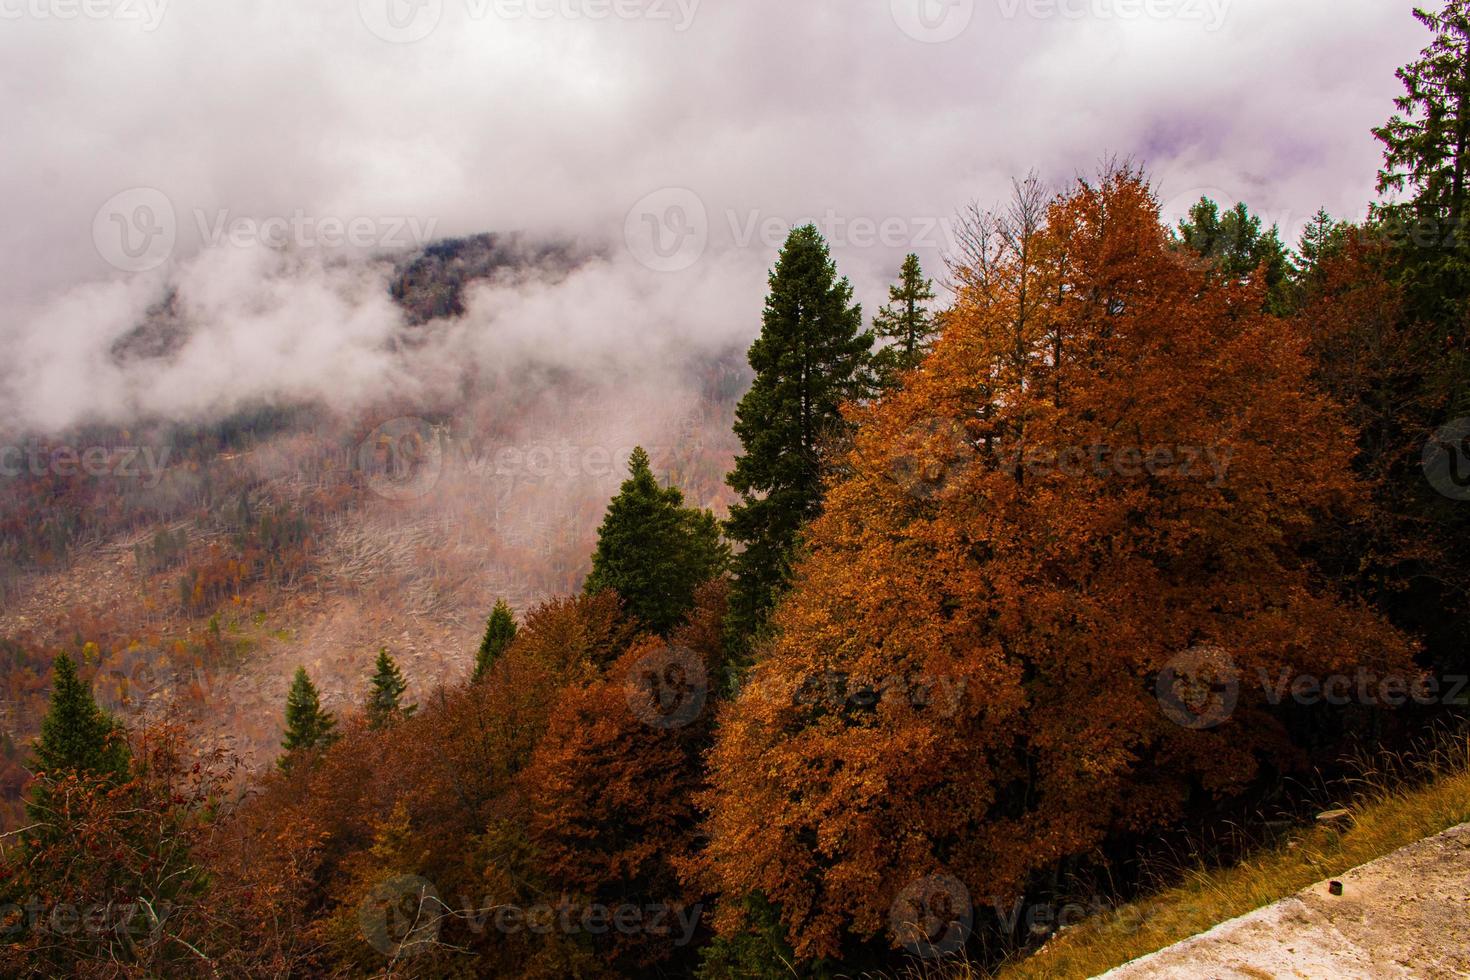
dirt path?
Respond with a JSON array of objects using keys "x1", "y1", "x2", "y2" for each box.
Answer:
[{"x1": 1099, "y1": 823, "x2": 1470, "y2": 978}]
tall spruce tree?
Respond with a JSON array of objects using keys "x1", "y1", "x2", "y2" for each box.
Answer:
[
  {"x1": 365, "y1": 648, "x2": 416, "y2": 730},
  {"x1": 871, "y1": 253, "x2": 939, "y2": 390},
  {"x1": 26, "y1": 654, "x2": 130, "y2": 825},
  {"x1": 1375, "y1": 1, "x2": 1470, "y2": 232},
  {"x1": 279, "y1": 667, "x2": 338, "y2": 771},
  {"x1": 584, "y1": 447, "x2": 728, "y2": 635},
  {"x1": 724, "y1": 225, "x2": 873, "y2": 658},
  {"x1": 473, "y1": 599, "x2": 517, "y2": 682},
  {"x1": 1373, "y1": 0, "x2": 1470, "y2": 327}
]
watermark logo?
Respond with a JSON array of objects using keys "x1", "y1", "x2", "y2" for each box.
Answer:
[
  {"x1": 358, "y1": 874, "x2": 443, "y2": 958},
  {"x1": 891, "y1": 0, "x2": 974, "y2": 43},
  {"x1": 94, "y1": 187, "x2": 175, "y2": 273},
  {"x1": 793, "y1": 670, "x2": 969, "y2": 717},
  {"x1": 358, "y1": 417, "x2": 446, "y2": 501},
  {"x1": 1423, "y1": 418, "x2": 1470, "y2": 502},
  {"x1": 624, "y1": 642, "x2": 706, "y2": 729},
  {"x1": 889, "y1": 418, "x2": 974, "y2": 501},
  {"x1": 625, "y1": 187, "x2": 708, "y2": 272},
  {"x1": 358, "y1": 0, "x2": 443, "y2": 42},
  {"x1": 0, "y1": 0, "x2": 169, "y2": 31},
  {"x1": 1155, "y1": 644, "x2": 1238, "y2": 729},
  {"x1": 994, "y1": 0, "x2": 1230, "y2": 31},
  {"x1": 194, "y1": 209, "x2": 438, "y2": 250},
  {"x1": 890, "y1": 873, "x2": 972, "y2": 958},
  {"x1": 0, "y1": 442, "x2": 173, "y2": 486}
]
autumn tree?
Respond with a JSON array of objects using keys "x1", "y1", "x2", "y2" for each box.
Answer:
[
  {"x1": 525, "y1": 582, "x2": 729, "y2": 974},
  {"x1": 696, "y1": 169, "x2": 1412, "y2": 964},
  {"x1": 724, "y1": 225, "x2": 873, "y2": 658},
  {"x1": 3, "y1": 725, "x2": 241, "y2": 977},
  {"x1": 365, "y1": 648, "x2": 415, "y2": 730},
  {"x1": 279, "y1": 667, "x2": 338, "y2": 771},
  {"x1": 473, "y1": 598, "x2": 517, "y2": 682},
  {"x1": 871, "y1": 253, "x2": 940, "y2": 390},
  {"x1": 25, "y1": 653, "x2": 130, "y2": 833},
  {"x1": 584, "y1": 447, "x2": 729, "y2": 634}
]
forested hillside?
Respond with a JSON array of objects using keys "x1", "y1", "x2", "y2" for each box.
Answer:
[{"x1": 3, "y1": 4, "x2": 1469, "y2": 978}]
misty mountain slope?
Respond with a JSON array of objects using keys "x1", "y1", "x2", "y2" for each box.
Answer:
[{"x1": 0, "y1": 231, "x2": 747, "y2": 793}]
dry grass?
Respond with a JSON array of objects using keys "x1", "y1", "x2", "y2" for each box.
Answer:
[{"x1": 987, "y1": 729, "x2": 1470, "y2": 979}]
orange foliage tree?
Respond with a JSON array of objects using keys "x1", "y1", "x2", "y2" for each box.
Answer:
[
  {"x1": 695, "y1": 168, "x2": 1414, "y2": 962},
  {"x1": 524, "y1": 583, "x2": 728, "y2": 973}
]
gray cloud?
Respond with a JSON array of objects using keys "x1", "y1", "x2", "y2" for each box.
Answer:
[{"x1": 0, "y1": 0, "x2": 1426, "y2": 432}]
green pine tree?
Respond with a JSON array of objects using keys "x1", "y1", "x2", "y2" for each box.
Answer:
[
  {"x1": 723, "y1": 225, "x2": 873, "y2": 660},
  {"x1": 473, "y1": 599, "x2": 518, "y2": 682},
  {"x1": 26, "y1": 653, "x2": 130, "y2": 826},
  {"x1": 584, "y1": 447, "x2": 729, "y2": 635},
  {"x1": 871, "y1": 253, "x2": 939, "y2": 390},
  {"x1": 365, "y1": 648, "x2": 416, "y2": 730},
  {"x1": 279, "y1": 667, "x2": 339, "y2": 771},
  {"x1": 1374, "y1": 1, "x2": 1470, "y2": 232},
  {"x1": 1295, "y1": 207, "x2": 1348, "y2": 282},
  {"x1": 1175, "y1": 197, "x2": 1294, "y2": 313}
]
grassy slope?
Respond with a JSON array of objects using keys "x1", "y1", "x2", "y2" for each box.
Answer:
[{"x1": 994, "y1": 733, "x2": 1470, "y2": 980}]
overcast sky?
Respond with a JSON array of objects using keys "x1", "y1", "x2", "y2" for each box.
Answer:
[{"x1": 0, "y1": 0, "x2": 1430, "y2": 431}]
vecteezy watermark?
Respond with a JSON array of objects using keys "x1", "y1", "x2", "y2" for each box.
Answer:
[
  {"x1": 997, "y1": 443, "x2": 1234, "y2": 486},
  {"x1": 357, "y1": 883, "x2": 702, "y2": 956},
  {"x1": 625, "y1": 188, "x2": 708, "y2": 273},
  {"x1": 890, "y1": 874, "x2": 973, "y2": 959},
  {"x1": 0, "y1": 0, "x2": 167, "y2": 30},
  {"x1": 0, "y1": 443, "x2": 172, "y2": 487},
  {"x1": 1156, "y1": 656, "x2": 1469, "y2": 728},
  {"x1": 1155, "y1": 645, "x2": 1239, "y2": 730},
  {"x1": 93, "y1": 187, "x2": 176, "y2": 273},
  {"x1": 984, "y1": 896, "x2": 1116, "y2": 938},
  {"x1": 358, "y1": 875, "x2": 444, "y2": 959},
  {"x1": 886, "y1": 427, "x2": 1236, "y2": 502},
  {"x1": 0, "y1": 898, "x2": 173, "y2": 939},
  {"x1": 625, "y1": 193, "x2": 959, "y2": 272},
  {"x1": 358, "y1": 0, "x2": 698, "y2": 43},
  {"x1": 357, "y1": 417, "x2": 447, "y2": 502},
  {"x1": 793, "y1": 670, "x2": 969, "y2": 717},
  {"x1": 994, "y1": 0, "x2": 1230, "y2": 31},
  {"x1": 725, "y1": 208, "x2": 958, "y2": 252},
  {"x1": 1423, "y1": 418, "x2": 1470, "y2": 502},
  {"x1": 479, "y1": 899, "x2": 702, "y2": 944},
  {"x1": 624, "y1": 642, "x2": 707, "y2": 729},
  {"x1": 92, "y1": 187, "x2": 439, "y2": 273},
  {"x1": 1257, "y1": 668, "x2": 1468, "y2": 710},
  {"x1": 194, "y1": 209, "x2": 438, "y2": 251},
  {"x1": 890, "y1": 0, "x2": 975, "y2": 43}
]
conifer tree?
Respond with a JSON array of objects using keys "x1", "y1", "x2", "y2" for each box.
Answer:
[
  {"x1": 871, "y1": 253, "x2": 938, "y2": 390},
  {"x1": 584, "y1": 447, "x2": 728, "y2": 635},
  {"x1": 26, "y1": 653, "x2": 130, "y2": 825},
  {"x1": 365, "y1": 648, "x2": 416, "y2": 730},
  {"x1": 724, "y1": 225, "x2": 872, "y2": 657},
  {"x1": 279, "y1": 667, "x2": 338, "y2": 770},
  {"x1": 1175, "y1": 197, "x2": 1293, "y2": 313},
  {"x1": 1295, "y1": 208, "x2": 1348, "y2": 283},
  {"x1": 1374, "y1": 1, "x2": 1470, "y2": 231},
  {"x1": 473, "y1": 599, "x2": 518, "y2": 682}
]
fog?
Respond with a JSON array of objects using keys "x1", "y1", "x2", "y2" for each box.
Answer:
[{"x1": 0, "y1": 0, "x2": 1424, "y2": 433}]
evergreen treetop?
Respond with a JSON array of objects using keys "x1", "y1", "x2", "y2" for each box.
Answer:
[
  {"x1": 474, "y1": 599, "x2": 518, "y2": 682},
  {"x1": 584, "y1": 447, "x2": 728, "y2": 635},
  {"x1": 723, "y1": 224, "x2": 873, "y2": 657},
  {"x1": 279, "y1": 667, "x2": 338, "y2": 770},
  {"x1": 365, "y1": 648, "x2": 416, "y2": 730}
]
